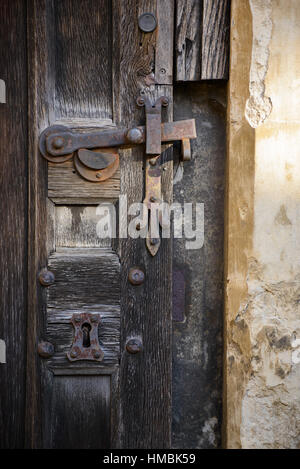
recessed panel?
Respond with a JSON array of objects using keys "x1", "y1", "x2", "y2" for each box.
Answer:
[
  {"x1": 44, "y1": 375, "x2": 111, "y2": 448},
  {"x1": 54, "y1": 0, "x2": 112, "y2": 120}
]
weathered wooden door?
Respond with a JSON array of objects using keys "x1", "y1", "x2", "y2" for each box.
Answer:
[{"x1": 0, "y1": 0, "x2": 229, "y2": 449}]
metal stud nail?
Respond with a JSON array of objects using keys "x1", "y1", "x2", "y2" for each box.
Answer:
[
  {"x1": 70, "y1": 349, "x2": 78, "y2": 359},
  {"x1": 126, "y1": 128, "x2": 143, "y2": 144},
  {"x1": 126, "y1": 338, "x2": 143, "y2": 354},
  {"x1": 38, "y1": 269, "x2": 55, "y2": 287},
  {"x1": 38, "y1": 341, "x2": 54, "y2": 358},
  {"x1": 92, "y1": 349, "x2": 101, "y2": 359},
  {"x1": 128, "y1": 267, "x2": 145, "y2": 286},
  {"x1": 52, "y1": 136, "x2": 64, "y2": 149}
]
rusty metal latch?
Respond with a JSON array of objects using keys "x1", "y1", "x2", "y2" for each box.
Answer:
[
  {"x1": 39, "y1": 120, "x2": 196, "y2": 163},
  {"x1": 39, "y1": 97, "x2": 197, "y2": 255}
]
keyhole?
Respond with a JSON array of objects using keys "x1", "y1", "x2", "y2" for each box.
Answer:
[{"x1": 82, "y1": 323, "x2": 91, "y2": 348}]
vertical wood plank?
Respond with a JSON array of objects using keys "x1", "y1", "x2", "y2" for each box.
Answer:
[
  {"x1": 113, "y1": 0, "x2": 173, "y2": 448},
  {"x1": 175, "y1": 0, "x2": 203, "y2": 81},
  {"x1": 54, "y1": 0, "x2": 113, "y2": 120},
  {"x1": 0, "y1": 0, "x2": 28, "y2": 448},
  {"x1": 25, "y1": 0, "x2": 54, "y2": 448},
  {"x1": 155, "y1": 0, "x2": 174, "y2": 85},
  {"x1": 201, "y1": 0, "x2": 230, "y2": 80},
  {"x1": 175, "y1": 0, "x2": 230, "y2": 81}
]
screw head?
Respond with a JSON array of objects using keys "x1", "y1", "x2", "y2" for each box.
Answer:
[
  {"x1": 70, "y1": 349, "x2": 78, "y2": 359},
  {"x1": 126, "y1": 128, "x2": 143, "y2": 144},
  {"x1": 128, "y1": 267, "x2": 145, "y2": 286},
  {"x1": 138, "y1": 12, "x2": 157, "y2": 33},
  {"x1": 39, "y1": 269, "x2": 55, "y2": 287},
  {"x1": 126, "y1": 338, "x2": 143, "y2": 354},
  {"x1": 150, "y1": 238, "x2": 159, "y2": 246},
  {"x1": 92, "y1": 349, "x2": 101, "y2": 359},
  {"x1": 38, "y1": 341, "x2": 54, "y2": 358},
  {"x1": 52, "y1": 136, "x2": 64, "y2": 149},
  {"x1": 96, "y1": 172, "x2": 102, "y2": 179}
]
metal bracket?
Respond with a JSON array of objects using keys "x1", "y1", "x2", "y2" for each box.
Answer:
[
  {"x1": 67, "y1": 313, "x2": 104, "y2": 362},
  {"x1": 136, "y1": 95, "x2": 169, "y2": 155}
]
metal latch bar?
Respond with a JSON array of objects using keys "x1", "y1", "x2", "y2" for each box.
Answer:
[{"x1": 39, "y1": 120, "x2": 196, "y2": 159}]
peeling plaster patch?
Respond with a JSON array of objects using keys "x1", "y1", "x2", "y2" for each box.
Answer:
[
  {"x1": 245, "y1": 0, "x2": 273, "y2": 128},
  {"x1": 240, "y1": 264, "x2": 300, "y2": 448}
]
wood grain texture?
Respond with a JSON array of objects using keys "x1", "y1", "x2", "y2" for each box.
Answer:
[
  {"x1": 43, "y1": 375, "x2": 111, "y2": 448},
  {"x1": 48, "y1": 160, "x2": 120, "y2": 203},
  {"x1": 155, "y1": 0, "x2": 174, "y2": 84},
  {"x1": 46, "y1": 248, "x2": 120, "y2": 369},
  {"x1": 26, "y1": 0, "x2": 53, "y2": 448},
  {"x1": 55, "y1": 206, "x2": 111, "y2": 248},
  {"x1": 44, "y1": 248, "x2": 120, "y2": 448},
  {"x1": 175, "y1": 0, "x2": 203, "y2": 81},
  {"x1": 0, "y1": 0, "x2": 27, "y2": 448},
  {"x1": 113, "y1": 0, "x2": 173, "y2": 448},
  {"x1": 201, "y1": 0, "x2": 230, "y2": 79},
  {"x1": 54, "y1": 0, "x2": 112, "y2": 120},
  {"x1": 175, "y1": 0, "x2": 230, "y2": 81},
  {"x1": 47, "y1": 248, "x2": 120, "y2": 311}
]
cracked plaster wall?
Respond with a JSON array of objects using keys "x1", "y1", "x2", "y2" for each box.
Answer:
[{"x1": 226, "y1": 0, "x2": 300, "y2": 449}]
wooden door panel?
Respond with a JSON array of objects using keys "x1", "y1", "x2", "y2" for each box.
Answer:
[
  {"x1": 43, "y1": 374, "x2": 111, "y2": 449},
  {"x1": 48, "y1": 161, "x2": 120, "y2": 205},
  {"x1": 54, "y1": 0, "x2": 113, "y2": 123},
  {"x1": 25, "y1": 0, "x2": 174, "y2": 449},
  {"x1": 0, "y1": 0, "x2": 230, "y2": 450},
  {"x1": 55, "y1": 206, "x2": 111, "y2": 248},
  {"x1": 46, "y1": 249, "x2": 120, "y2": 368}
]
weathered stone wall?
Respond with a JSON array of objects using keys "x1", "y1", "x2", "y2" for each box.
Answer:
[{"x1": 225, "y1": 0, "x2": 300, "y2": 449}]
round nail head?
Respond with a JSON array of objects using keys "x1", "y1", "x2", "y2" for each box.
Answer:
[
  {"x1": 126, "y1": 128, "x2": 143, "y2": 144},
  {"x1": 126, "y1": 338, "x2": 143, "y2": 354},
  {"x1": 128, "y1": 267, "x2": 145, "y2": 285},
  {"x1": 39, "y1": 269, "x2": 55, "y2": 287},
  {"x1": 70, "y1": 349, "x2": 78, "y2": 358},
  {"x1": 92, "y1": 349, "x2": 101, "y2": 359},
  {"x1": 138, "y1": 13, "x2": 157, "y2": 33},
  {"x1": 38, "y1": 341, "x2": 54, "y2": 358},
  {"x1": 52, "y1": 136, "x2": 64, "y2": 149}
]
